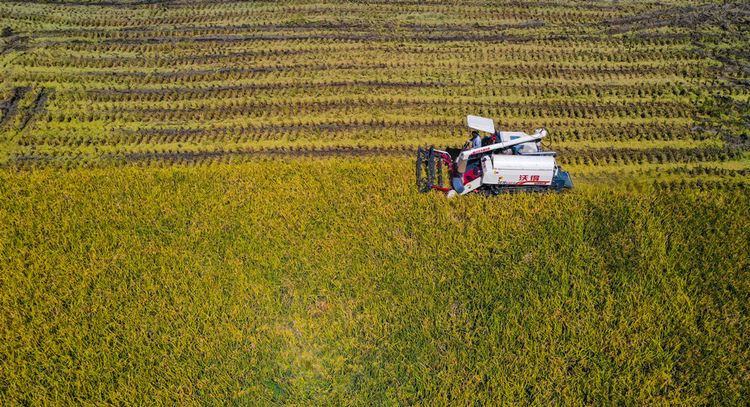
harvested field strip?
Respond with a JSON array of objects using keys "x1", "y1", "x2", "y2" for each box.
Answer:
[
  {"x1": 17, "y1": 123, "x2": 716, "y2": 150},
  {"x1": 54, "y1": 43, "x2": 700, "y2": 67},
  {"x1": 4, "y1": 146, "x2": 415, "y2": 171},
  {"x1": 17, "y1": 54, "x2": 708, "y2": 75},
  {"x1": 0, "y1": 4, "x2": 641, "y2": 31},
  {"x1": 77, "y1": 82, "x2": 712, "y2": 101},
  {"x1": 556, "y1": 146, "x2": 745, "y2": 166},
  {"x1": 49, "y1": 100, "x2": 694, "y2": 120},
  {"x1": 652, "y1": 178, "x2": 749, "y2": 191},
  {"x1": 19, "y1": 32, "x2": 697, "y2": 45},
  {"x1": 657, "y1": 164, "x2": 750, "y2": 177},
  {"x1": 6, "y1": 144, "x2": 747, "y2": 175},
  {"x1": 10, "y1": 66, "x2": 710, "y2": 88},
  {"x1": 55, "y1": 43, "x2": 700, "y2": 61},
  {"x1": 1, "y1": 0, "x2": 748, "y2": 185}
]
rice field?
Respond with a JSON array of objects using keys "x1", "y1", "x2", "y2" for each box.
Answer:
[{"x1": 1, "y1": 0, "x2": 749, "y2": 405}]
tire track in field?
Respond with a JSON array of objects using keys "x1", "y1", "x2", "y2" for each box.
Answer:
[
  {"x1": 18, "y1": 88, "x2": 53, "y2": 131},
  {"x1": 0, "y1": 86, "x2": 30, "y2": 130}
]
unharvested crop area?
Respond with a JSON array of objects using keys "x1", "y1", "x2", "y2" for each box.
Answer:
[
  {"x1": 1, "y1": 0, "x2": 749, "y2": 405},
  {"x1": 2, "y1": 162, "x2": 749, "y2": 405}
]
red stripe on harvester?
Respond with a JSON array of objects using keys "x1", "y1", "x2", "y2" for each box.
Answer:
[{"x1": 427, "y1": 184, "x2": 451, "y2": 192}]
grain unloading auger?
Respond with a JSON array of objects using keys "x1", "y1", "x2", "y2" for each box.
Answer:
[{"x1": 417, "y1": 115, "x2": 574, "y2": 197}]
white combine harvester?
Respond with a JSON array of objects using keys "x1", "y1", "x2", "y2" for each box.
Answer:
[{"x1": 416, "y1": 115, "x2": 573, "y2": 196}]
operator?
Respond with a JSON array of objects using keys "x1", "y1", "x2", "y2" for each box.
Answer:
[{"x1": 471, "y1": 131, "x2": 482, "y2": 149}]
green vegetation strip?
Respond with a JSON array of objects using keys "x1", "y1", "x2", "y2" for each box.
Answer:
[{"x1": 1, "y1": 158, "x2": 748, "y2": 405}]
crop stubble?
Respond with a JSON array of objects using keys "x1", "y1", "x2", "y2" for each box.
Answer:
[{"x1": 0, "y1": 0, "x2": 747, "y2": 190}]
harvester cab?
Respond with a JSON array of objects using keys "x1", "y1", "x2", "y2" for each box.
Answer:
[{"x1": 416, "y1": 115, "x2": 574, "y2": 197}]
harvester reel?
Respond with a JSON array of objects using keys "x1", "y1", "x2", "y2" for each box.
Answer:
[{"x1": 416, "y1": 146, "x2": 444, "y2": 193}]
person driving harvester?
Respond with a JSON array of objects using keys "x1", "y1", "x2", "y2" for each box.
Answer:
[{"x1": 471, "y1": 130, "x2": 481, "y2": 149}]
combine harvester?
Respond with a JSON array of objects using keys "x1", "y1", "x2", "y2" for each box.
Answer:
[{"x1": 417, "y1": 115, "x2": 574, "y2": 197}]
